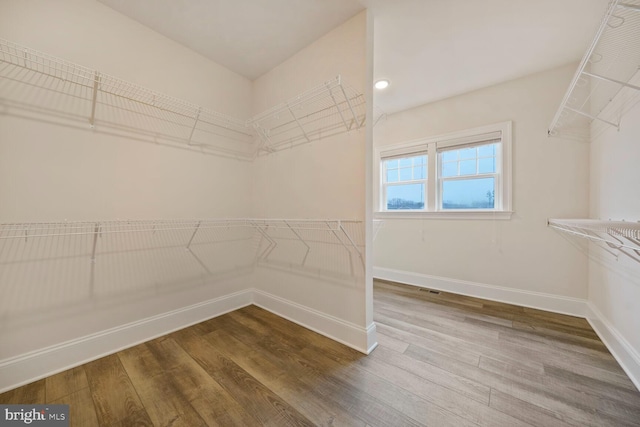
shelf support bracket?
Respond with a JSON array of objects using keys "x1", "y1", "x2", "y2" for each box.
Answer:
[
  {"x1": 618, "y1": 3, "x2": 640, "y2": 12},
  {"x1": 582, "y1": 70, "x2": 640, "y2": 92},
  {"x1": 327, "y1": 85, "x2": 351, "y2": 131},
  {"x1": 89, "y1": 71, "x2": 100, "y2": 128},
  {"x1": 287, "y1": 103, "x2": 311, "y2": 143},
  {"x1": 565, "y1": 106, "x2": 619, "y2": 129},
  {"x1": 187, "y1": 107, "x2": 201, "y2": 145},
  {"x1": 284, "y1": 220, "x2": 310, "y2": 266},
  {"x1": 338, "y1": 84, "x2": 360, "y2": 128}
]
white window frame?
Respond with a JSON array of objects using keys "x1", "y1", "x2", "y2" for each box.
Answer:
[{"x1": 374, "y1": 121, "x2": 512, "y2": 220}]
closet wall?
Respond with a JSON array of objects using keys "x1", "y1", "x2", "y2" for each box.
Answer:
[
  {"x1": 588, "y1": 101, "x2": 640, "y2": 381},
  {"x1": 251, "y1": 12, "x2": 375, "y2": 351},
  {"x1": 373, "y1": 63, "x2": 590, "y2": 310},
  {"x1": 0, "y1": 0, "x2": 374, "y2": 390},
  {"x1": 0, "y1": 0, "x2": 254, "y2": 376}
]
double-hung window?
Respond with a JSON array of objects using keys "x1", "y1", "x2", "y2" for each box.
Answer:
[{"x1": 376, "y1": 121, "x2": 512, "y2": 219}]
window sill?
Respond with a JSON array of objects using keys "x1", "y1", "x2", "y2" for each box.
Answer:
[{"x1": 374, "y1": 210, "x2": 513, "y2": 220}]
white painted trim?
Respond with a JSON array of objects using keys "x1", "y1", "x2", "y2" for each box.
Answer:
[
  {"x1": 374, "y1": 211, "x2": 513, "y2": 220},
  {"x1": 373, "y1": 266, "x2": 586, "y2": 317},
  {"x1": 586, "y1": 302, "x2": 640, "y2": 391},
  {"x1": 0, "y1": 289, "x2": 253, "y2": 394},
  {"x1": 252, "y1": 289, "x2": 376, "y2": 354}
]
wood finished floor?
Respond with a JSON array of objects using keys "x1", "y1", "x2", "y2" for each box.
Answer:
[{"x1": 2, "y1": 280, "x2": 639, "y2": 426}]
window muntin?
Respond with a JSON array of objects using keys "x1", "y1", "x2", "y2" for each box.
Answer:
[{"x1": 382, "y1": 154, "x2": 427, "y2": 210}]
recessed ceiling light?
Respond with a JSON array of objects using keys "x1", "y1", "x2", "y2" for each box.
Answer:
[{"x1": 375, "y1": 79, "x2": 390, "y2": 90}]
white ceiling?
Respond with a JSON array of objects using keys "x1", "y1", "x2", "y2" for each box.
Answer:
[{"x1": 98, "y1": 0, "x2": 609, "y2": 114}]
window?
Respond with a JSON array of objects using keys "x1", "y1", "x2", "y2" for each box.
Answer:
[
  {"x1": 382, "y1": 154, "x2": 427, "y2": 210},
  {"x1": 376, "y1": 122, "x2": 512, "y2": 219}
]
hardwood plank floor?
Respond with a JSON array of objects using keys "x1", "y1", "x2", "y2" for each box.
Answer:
[{"x1": 1, "y1": 279, "x2": 639, "y2": 426}]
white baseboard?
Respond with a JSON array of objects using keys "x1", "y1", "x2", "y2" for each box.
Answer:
[
  {"x1": 0, "y1": 289, "x2": 253, "y2": 394},
  {"x1": 373, "y1": 267, "x2": 587, "y2": 317},
  {"x1": 586, "y1": 302, "x2": 640, "y2": 391},
  {"x1": 252, "y1": 289, "x2": 377, "y2": 354}
]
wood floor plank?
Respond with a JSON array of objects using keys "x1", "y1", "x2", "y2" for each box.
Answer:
[
  {"x1": 374, "y1": 321, "x2": 482, "y2": 366},
  {"x1": 107, "y1": 408, "x2": 153, "y2": 427},
  {"x1": 375, "y1": 330, "x2": 410, "y2": 353},
  {"x1": 404, "y1": 344, "x2": 640, "y2": 427},
  {"x1": 356, "y1": 350, "x2": 531, "y2": 427},
  {"x1": 172, "y1": 327, "x2": 314, "y2": 427},
  {"x1": 489, "y1": 388, "x2": 575, "y2": 427},
  {"x1": 46, "y1": 366, "x2": 89, "y2": 402},
  {"x1": 83, "y1": 354, "x2": 146, "y2": 426},
  {"x1": 118, "y1": 343, "x2": 208, "y2": 427},
  {"x1": 221, "y1": 309, "x2": 472, "y2": 427},
  {"x1": 205, "y1": 327, "x2": 369, "y2": 427},
  {"x1": 0, "y1": 379, "x2": 45, "y2": 404},
  {"x1": 366, "y1": 345, "x2": 490, "y2": 405},
  {"x1": 376, "y1": 311, "x2": 547, "y2": 373},
  {"x1": 146, "y1": 336, "x2": 261, "y2": 427},
  {"x1": 48, "y1": 387, "x2": 100, "y2": 427}
]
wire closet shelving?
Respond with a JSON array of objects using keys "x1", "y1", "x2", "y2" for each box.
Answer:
[
  {"x1": 0, "y1": 219, "x2": 365, "y2": 315},
  {"x1": 548, "y1": 218, "x2": 640, "y2": 261},
  {"x1": 0, "y1": 38, "x2": 366, "y2": 160},
  {"x1": 548, "y1": 0, "x2": 640, "y2": 140}
]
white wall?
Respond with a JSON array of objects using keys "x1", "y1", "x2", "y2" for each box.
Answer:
[
  {"x1": 373, "y1": 64, "x2": 590, "y2": 305},
  {"x1": 588, "y1": 100, "x2": 640, "y2": 383},
  {"x1": 250, "y1": 12, "x2": 375, "y2": 352},
  {"x1": 0, "y1": 0, "x2": 254, "y2": 364}
]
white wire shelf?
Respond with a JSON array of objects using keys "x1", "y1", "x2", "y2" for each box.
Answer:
[
  {"x1": 0, "y1": 38, "x2": 256, "y2": 159},
  {"x1": 0, "y1": 38, "x2": 367, "y2": 159},
  {"x1": 548, "y1": 218, "x2": 640, "y2": 260},
  {"x1": 249, "y1": 75, "x2": 366, "y2": 155},
  {"x1": 548, "y1": 0, "x2": 640, "y2": 140},
  {"x1": 0, "y1": 218, "x2": 365, "y2": 315}
]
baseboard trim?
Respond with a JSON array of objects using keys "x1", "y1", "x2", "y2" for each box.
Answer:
[
  {"x1": 252, "y1": 289, "x2": 375, "y2": 354},
  {"x1": 373, "y1": 267, "x2": 587, "y2": 317},
  {"x1": 0, "y1": 289, "x2": 253, "y2": 394},
  {"x1": 586, "y1": 302, "x2": 640, "y2": 391}
]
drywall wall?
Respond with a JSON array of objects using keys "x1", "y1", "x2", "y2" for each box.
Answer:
[
  {"x1": 0, "y1": 0, "x2": 253, "y2": 221},
  {"x1": 0, "y1": 0, "x2": 255, "y2": 369},
  {"x1": 250, "y1": 12, "x2": 375, "y2": 352},
  {"x1": 373, "y1": 63, "x2": 590, "y2": 305},
  {"x1": 588, "y1": 100, "x2": 640, "y2": 385}
]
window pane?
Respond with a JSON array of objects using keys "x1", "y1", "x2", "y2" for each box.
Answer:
[
  {"x1": 414, "y1": 156, "x2": 426, "y2": 165},
  {"x1": 460, "y1": 159, "x2": 477, "y2": 175},
  {"x1": 460, "y1": 147, "x2": 477, "y2": 160},
  {"x1": 385, "y1": 159, "x2": 398, "y2": 169},
  {"x1": 399, "y1": 167, "x2": 412, "y2": 181},
  {"x1": 478, "y1": 143, "x2": 496, "y2": 157},
  {"x1": 386, "y1": 169, "x2": 398, "y2": 183},
  {"x1": 442, "y1": 162, "x2": 457, "y2": 177},
  {"x1": 479, "y1": 157, "x2": 495, "y2": 174},
  {"x1": 442, "y1": 151, "x2": 457, "y2": 162},
  {"x1": 386, "y1": 184, "x2": 425, "y2": 210},
  {"x1": 399, "y1": 158, "x2": 412, "y2": 167},
  {"x1": 414, "y1": 165, "x2": 426, "y2": 179},
  {"x1": 442, "y1": 178, "x2": 495, "y2": 209}
]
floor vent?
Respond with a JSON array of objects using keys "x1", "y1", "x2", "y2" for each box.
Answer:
[{"x1": 419, "y1": 288, "x2": 440, "y2": 295}]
